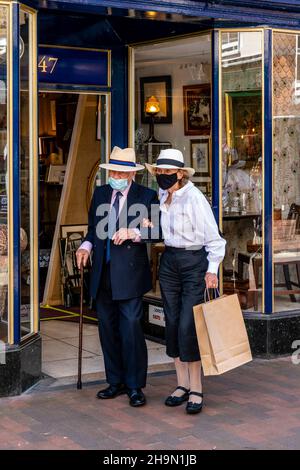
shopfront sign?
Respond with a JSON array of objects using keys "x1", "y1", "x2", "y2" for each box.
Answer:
[
  {"x1": 38, "y1": 45, "x2": 110, "y2": 87},
  {"x1": 148, "y1": 304, "x2": 165, "y2": 327}
]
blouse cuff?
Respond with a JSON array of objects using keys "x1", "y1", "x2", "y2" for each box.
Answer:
[{"x1": 207, "y1": 261, "x2": 220, "y2": 275}]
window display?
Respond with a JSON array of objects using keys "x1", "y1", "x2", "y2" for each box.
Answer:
[
  {"x1": 220, "y1": 31, "x2": 263, "y2": 311},
  {"x1": 272, "y1": 32, "x2": 300, "y2": 311}
]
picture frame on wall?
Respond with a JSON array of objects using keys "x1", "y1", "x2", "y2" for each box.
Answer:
[
  {"x1": 225, "y1": 90, "x2": 262, "y2": 164},
  {"x1": 140, "y1": 75, "x2": 172, "y2": 124},
  {"x1": 183, "y1": 84, "x2": 211, "y2": 135},
  {"x1": 96, "y1": 96, "x2": 101, "y2": 141},
  {"x1": 190, "y1": 138, "x2": 211, "y2": 177},
  {"x1": 194, "y1": 181, "x2": 210, "y2": 196},
  {"x1": 60, "y1": 224, "x2": 88, "y2": 240},
  {"x1": 46, "y1": 164, "x2": 66, "y2": 184}
]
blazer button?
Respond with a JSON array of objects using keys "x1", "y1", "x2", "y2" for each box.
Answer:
[
  {"x1": 127, "y1": 245, "x2": 131, "y2": 249},
  {"x1": 129, "y1": 262, "x2": 134, "y2": 267}
]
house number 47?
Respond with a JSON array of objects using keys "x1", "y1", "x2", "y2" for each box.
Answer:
[{"x1": 38, "y1": 55, "x2": 58, "y2": 74}]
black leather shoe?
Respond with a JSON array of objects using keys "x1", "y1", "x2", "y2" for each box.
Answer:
[
  {"x1": 186, "y1": 391, "x2": 203, "y2": 414},
  {"x1": 165, "y1": 386, "x2": 190, "y2": 407},
  {"x1": 127, "y1": 388, "x2": 146, "y2": 407},
  {"x1": 96, "y1": 384, "x2": 127, "y2": 399}
]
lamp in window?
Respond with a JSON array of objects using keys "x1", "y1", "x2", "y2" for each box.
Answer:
[{"x1": 145, "y1": 95, "x2": 160, "y2": 143}]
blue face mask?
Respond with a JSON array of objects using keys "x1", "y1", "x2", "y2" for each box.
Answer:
[{"x1": 108, "y1": 176, "x2": 129, "y2": 192}]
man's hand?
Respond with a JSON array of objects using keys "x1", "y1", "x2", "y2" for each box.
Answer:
[
  {"x1": 76, "y1": 248, "x2": 90, "y2": 269},
  {"x1": 205, "y1": 272, "x2": 218, "y2": 289},
  {"x1": 112, "y1": 228, "x2": 137, "y2": 245}
]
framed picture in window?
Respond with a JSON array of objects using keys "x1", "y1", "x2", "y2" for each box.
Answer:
[
  {"x1": 190, "y1": 138, "x2": 211, "y2": 177},
  {"x1": 96, "y1": 96, "x2": 101, "y2": 140},
  {"x1": 60, "y1": 224, "x2": 88, "y2": 240},
  {"x1": 140, "y1": 75, "x2": 172, "y2": 124},
  {"x1": 194, "y1": 181, "x2": 210, "y2": 197},
  {"x1": 46, "y1": 164, "x2": 66, "y2": 184},
  {"x1": 183, "y1": 84, "x2": 211, "y2": 135}
]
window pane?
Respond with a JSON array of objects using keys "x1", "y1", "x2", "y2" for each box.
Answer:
[
  {"x1": 0, "y1": 6, "x2": 8, "y2": 343},
  {"x1": 273, "y1": 32, "x2": 300, "y2": 312},
  {"x1": 20, "y1": 11, "x2": 32, "y2": 337},
  {"x1": 134, "y1": 34, "x2": 212, "y2": 298},
  {"x1": 221, "y1": 31, "x2": 263, "y2": 312}
]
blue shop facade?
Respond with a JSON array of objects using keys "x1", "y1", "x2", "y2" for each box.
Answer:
[{"x1": 1, "y1": 0, "x2": 300, "y2": 396}]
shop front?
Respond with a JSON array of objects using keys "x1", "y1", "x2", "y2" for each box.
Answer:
[{"x1": 1, "y1": 0, "x2": 300, "y2": 396}]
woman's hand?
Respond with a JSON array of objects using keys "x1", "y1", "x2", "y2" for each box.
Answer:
[
  {"x1": 205, "y1": 272, "x2": 218, "y2": 289},
  {"x1": 142, "y1": 218, "x2": 154, "y2": 228}
]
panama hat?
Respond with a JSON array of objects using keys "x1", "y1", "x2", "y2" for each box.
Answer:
[
  {"x1": 100, "y1": 146, "x2": 144, "y2": 172},
  {"x1": 145, "y1": 148, "x2": 195, "y2": 177}
]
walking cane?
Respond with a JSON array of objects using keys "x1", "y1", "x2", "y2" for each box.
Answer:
[{"x1": 77, "y1": 264, "x2": 84, "y2": 390}]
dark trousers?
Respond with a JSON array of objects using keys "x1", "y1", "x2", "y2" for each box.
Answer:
[
  {"x1": 95, "y1": 262, "x2": 148, "y2": 389},
  {"x1": 159, "y1": 246, "x2": 208, "y2": 362}
]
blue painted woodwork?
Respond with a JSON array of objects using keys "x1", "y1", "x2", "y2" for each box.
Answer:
[
  {"x1": 211, "y1": 29, "x2": 219, "y2": 224},
  {"x1": 38, "y1": 46, "x2": 109, "y2": 87},
  {"x1": 12, "y1": 3, "x2": 21, "y2": 344},
  {"x1": 263, "y1": 29, "x2": 273, "y2": 314},
  {"x1": 37, "y1": 1, "x2": 300, "y2": 28}
]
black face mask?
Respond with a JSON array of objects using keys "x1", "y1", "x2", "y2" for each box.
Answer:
[{"x1": 156, "y1": 172, "x2": 178, "y2": 190}]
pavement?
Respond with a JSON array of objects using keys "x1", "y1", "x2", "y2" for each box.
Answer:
[{"x1": 0, "y1": 356, "x2": 300, "y2": 450}]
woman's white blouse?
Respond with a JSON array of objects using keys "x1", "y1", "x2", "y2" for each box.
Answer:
[{"x1": 159, "y1": 181, "x2": 226, "y2": 274}]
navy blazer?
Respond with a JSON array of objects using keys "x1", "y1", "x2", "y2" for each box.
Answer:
[{"x1": 84, "y1": 181, "x2": 160, "y2": 300}]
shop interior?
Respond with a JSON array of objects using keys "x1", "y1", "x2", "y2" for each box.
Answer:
[{"x1": 37, "y1": 91, "x2": 109, "y2": 377}]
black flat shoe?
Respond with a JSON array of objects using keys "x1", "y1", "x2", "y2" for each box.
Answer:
[
  {"x1": 186, "y1": 391, "x2": 203, "y2": 414},
  {"x1": 127, "y1": 388, "x2": 146, "y2": 407},
  {"x1": 165, "y1": 386, "x2": 190, "y2": 407},
  {"x1": 96, "y1": 384, "x2": 127, "y2": 399}
]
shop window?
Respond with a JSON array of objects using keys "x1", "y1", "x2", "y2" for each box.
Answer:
[
  {"x1": 0, "y1": 5, "x2": 8, "y2": 342},
  {"x1": 273, "y1": 32, "x2": 300, "y2": 312},
  {"x1": 20, "y1": 9, "x2": 39, "y2": 338},
  {"x1": 220, "y1": 31, "x2": 263, "y2": 312},
  {"x1": 133, "y1": 34, "x2": 212, "y2": 300}
]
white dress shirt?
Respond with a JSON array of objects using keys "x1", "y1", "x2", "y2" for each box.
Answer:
[
  {"x1": 159, "y1": 181, "x2": 226, "y2": 274},
  {"x1": 80, "y1": 181, "x2": 140, "y2": 254}
]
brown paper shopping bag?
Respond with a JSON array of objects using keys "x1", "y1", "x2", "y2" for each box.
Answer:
[{"x1": 193, "y1": 293, "x2": 252, "y2": 376}]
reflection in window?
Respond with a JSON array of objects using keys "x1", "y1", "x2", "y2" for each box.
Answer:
[
  {"x1": 20, "y1": 11, "x2": 32, "y2": 337},
  {"x1": 273, "y1": 32, "x2": 300, "y2": 312},
  {"x1": 0, "y1": 6, "x2": 8, "y2": 342},
  {"x1": 221, "y1": 31, "x2": 263, "y2": 312},
  {"x1": 221, "y1": 32, "x2": 240, "y2": 58}
]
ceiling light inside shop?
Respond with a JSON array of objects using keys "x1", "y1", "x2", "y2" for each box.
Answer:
[{"x1": 145, "y1": 11, "x2": 158, "y2": 18}]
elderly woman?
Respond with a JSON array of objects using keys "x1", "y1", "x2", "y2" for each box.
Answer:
[{"x1": 145, "y1": 149, "x2": 226, "y2": 414}]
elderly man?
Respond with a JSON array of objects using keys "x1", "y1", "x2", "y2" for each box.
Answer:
[{"x1": 76, "y1": 147, "x2": 159, "y2": 407}]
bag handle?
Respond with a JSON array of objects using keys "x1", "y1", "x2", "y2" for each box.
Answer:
[{"x1": 204, "y1": 287, "x2": 220, "y2": 303}]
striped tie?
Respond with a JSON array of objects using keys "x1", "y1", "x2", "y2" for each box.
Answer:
[{"x1": 106, "y1": 191, "x2": 122, "y2": 263}]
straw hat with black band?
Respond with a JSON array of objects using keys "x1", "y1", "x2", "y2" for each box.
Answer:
[
  {"x1": 100, "y1": 146, "x2": 144, "y2": 172},
  {"x1": 145, "y1": 148, "x2": 195, "y2": 177}
]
